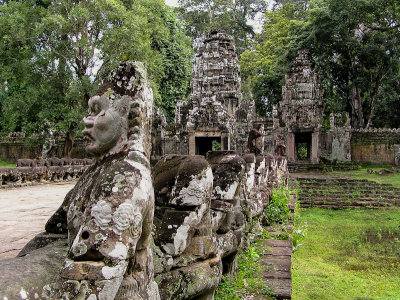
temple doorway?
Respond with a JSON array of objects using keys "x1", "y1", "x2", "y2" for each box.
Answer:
[
  {"x1": 295, "y1": 132, "x2": 312, "y2": 161},
  {"x1": 195, "y1": 137, "x2": 221, "y2": 156}
]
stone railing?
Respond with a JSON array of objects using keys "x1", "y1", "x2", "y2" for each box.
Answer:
[
  {"x1": 152, "y1": 152, "x2": 287, "y2": 299},
  {"x1": 351, "y1": 128, "x2": 400, "y2": 133},
  {"x1": 0, "y1": 158, "x2": 92, "y2": 187},
  {"x1": 0, "y1": 152, "x2": 288, "y2": 299}
]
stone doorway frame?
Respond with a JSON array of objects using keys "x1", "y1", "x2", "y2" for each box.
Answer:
[
  {"x1": 287, "y1": 130, "x2": 319, "y2": 164},
  {"x1": 188, "y1": 129, "x2": 229, "y2": 156}
]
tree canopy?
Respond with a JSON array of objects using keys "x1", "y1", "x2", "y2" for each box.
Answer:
[
  {"x1": 176, "y1": 0, "x2": 268, "y2": 54},
  {"x1": 240, "y1": 0, "x2": 400, "y2": 128},
  {"x1": 0, "y1": 0, "x2": 192, "y2": 153}
]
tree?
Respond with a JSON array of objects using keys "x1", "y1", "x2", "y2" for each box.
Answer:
[
  {"x1": 0, "y1": 0, "x2": 192, "y2": 154},
  {"x1": 239, "y1": 3, "x2": 307, "y2": 115},
  {"x1": 148, "y1": 6, "x2": 193, "y2": 122},
  {"x1": 240, "y1": 0, "x2": 400, "y2": 128},
  {"x1": 305, "y1": 0, "x2": 400, "y2": 128},
  {"x1": 176, "y1": 0, "x2": 268, "y2": 54}
]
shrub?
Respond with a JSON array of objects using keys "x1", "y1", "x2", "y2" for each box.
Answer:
[{"x1": 264, "y1": 185, "x2": 291, "y2": 225}]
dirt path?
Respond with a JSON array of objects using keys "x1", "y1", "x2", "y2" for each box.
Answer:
[{"x1": 0, "y1": 182, "x2": 75, "y2": 260}]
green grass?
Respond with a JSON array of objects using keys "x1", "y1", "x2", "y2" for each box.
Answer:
[
  {"x1": 330, "y1": 164, "x2": 400, "y2": 188},
  {"x1": 292, "y1": 208, "x2": 400, "y2": 299},
  {"x1": 0, "y1": 160, "x2": 15, "y2": 167}
]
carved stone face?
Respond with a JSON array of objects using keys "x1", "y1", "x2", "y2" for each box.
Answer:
[{"x1": 83, "y1": 95, "x2": 122, "y2": 157}]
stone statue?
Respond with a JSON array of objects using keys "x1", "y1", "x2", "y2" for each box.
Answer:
[
  {"x1": 45, "y1": 61, "x2": 160, "y2": 299},
  {"x1": 247, "y1": 123, "x2": 262, "y2": 155},
  {"x1": 275, "y1": 142, "x2": 287, "y2": 156}
]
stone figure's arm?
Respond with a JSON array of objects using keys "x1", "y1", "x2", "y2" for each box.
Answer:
[{"x1": 45, "y1": 188, "x2": 73, "y2": 234}]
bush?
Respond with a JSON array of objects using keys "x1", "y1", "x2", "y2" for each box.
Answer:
[{"x1": 264, "y1": 185, "x2": 291, "y2": 225}]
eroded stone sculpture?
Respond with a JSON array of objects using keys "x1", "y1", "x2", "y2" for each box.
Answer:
[
  {"x1": 247, "y1": 124, "x2": 262, "y2": 155},
  {"x1": 45, "y1": 61, "x2": 160, "y2": 299}
]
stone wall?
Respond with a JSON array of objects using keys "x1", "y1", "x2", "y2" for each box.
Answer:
[
  {"x1": 351, "y1": 128, "x2": 400, "y2": 164},
  {"x1": 0, "y1": 137, "x2": 87, "y2": 163}
]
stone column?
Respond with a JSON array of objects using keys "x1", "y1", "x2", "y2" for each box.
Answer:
[
  {"x1": 311, "y1": 131, "x2": 319, "y2": 164},
  {"x1": 288, "y1": 133, "x2": 295, "y2": 162},
  {"x1": 189, "y1": 131, "x2": 196, "y2": 155}
]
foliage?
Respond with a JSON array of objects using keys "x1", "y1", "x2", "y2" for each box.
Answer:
[
  {"x1": 239, "y1": 3, "x2": 308, "y2": 115},
  {"x1": 176, "y1": 0, "x2": 268, "y2": 54},
  {"x1": 304, "y1": 0, "x2": 400, "y2": 128},
  {"x1": 212, "y1": 139, "x2": 222, "y2": 151},
  {"x1": 0, "y1": 159, "x2": 15, "y2": 168},
  {"x1": 292, "y1": 208, "x2": 400, "y2": 299},
  {"x1": 214, "y1": 241, "x2": 269, "y2": 299},
  {"x1": 240, "y1": 0, "x2": 400, "y2": 128},
  {"x1": 297, "y1": 143, "x2": 308, "y2": 160},
  {"x1": 0, "y1": 0, "x2": 192, "y2": 146},
  {"x1": 263, "y1": 184, "x2": 291, "y2": 225},
  {"x1": 150, "y1": 6, "x2": 193, "y2": 122}
]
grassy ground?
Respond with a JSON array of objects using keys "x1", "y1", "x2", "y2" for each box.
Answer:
[
  {"x1": 330, "y1": 164, "x2": 400, "y2": 188},
  {"x1": 0, "y1": 160, "x2": 15, "y2": 167},
  {"x1": 292, "y1": 208, "x2": 400, "y2": 299}
]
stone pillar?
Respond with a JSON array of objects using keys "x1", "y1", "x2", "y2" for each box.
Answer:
[
  {"x1": 288, "y1": 133, "x2": 295, "y2": 162},
  {"x1": 189, "y1": 133, "x2": 196, "y2": 155},
  {"x1": 311, "y1": 132, "x2": 319, "y2": 164}
]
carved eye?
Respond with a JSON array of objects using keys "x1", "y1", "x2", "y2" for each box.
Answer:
[{"x1": 82, "y1": 231, "x2": 90, "y2": 240}]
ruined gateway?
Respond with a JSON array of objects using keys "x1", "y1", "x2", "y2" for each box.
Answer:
[
  {"x1": 0, "y1": 34, "x2": 288, "y2": 299},
  {"x1": 152, "y1": 37, "x2": 352, "y2": 167}
]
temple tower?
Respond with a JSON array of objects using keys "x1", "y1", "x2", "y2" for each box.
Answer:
[{"x1": 280, "y1": 50, "x2": 324, "y2": 164}]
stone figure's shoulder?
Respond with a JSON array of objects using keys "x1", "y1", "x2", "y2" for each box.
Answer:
[{"x1": 87, "y1": 156, "x2": 143, "y2": 198}]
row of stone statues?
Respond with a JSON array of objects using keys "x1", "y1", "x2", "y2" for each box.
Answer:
[
  {"x1": 16, "y1": 158, "x2": 92, "y2": 167},
  {"x1": 0, "y1": 158, "x2": 92, "y2": 186},
  {"x1": 0, "y1": 61, "x2": 288, "y2": 300}
]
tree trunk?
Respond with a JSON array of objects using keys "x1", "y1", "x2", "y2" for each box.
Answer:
[
  {"x1": 351, "y1": 86, "x2": 364, "y2": 128},
  {"x1": 63, "y1": 126, "x2": 74, "y2": 158}
]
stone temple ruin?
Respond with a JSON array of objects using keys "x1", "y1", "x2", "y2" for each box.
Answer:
[
  {"x1": 152, "y1": 35, "x2": 353, "y2": 168},
  {"x1": 1, "y1": 29, "x2": 399, "y2": 177},
  {"x1": 152, "y1": 30, "x2": 255, "y2": 160},
  {"x1": 0, "y1": 56, "x2": 288, "y2": 299},
  {"x1": 1, "y1": 28, "x2": 400, "y2": 299}
]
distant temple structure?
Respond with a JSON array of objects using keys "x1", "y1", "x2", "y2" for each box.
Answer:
[
  {"x1": 152, "y1": 32, "x2": 354, "y2": 167},
  {"x1": 152, "y1": 29, "x2": 255, "y2": 160}
]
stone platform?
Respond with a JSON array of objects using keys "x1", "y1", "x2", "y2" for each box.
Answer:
[{"x1": 0, "y1": 182, "x2": 74, "y2": 259}]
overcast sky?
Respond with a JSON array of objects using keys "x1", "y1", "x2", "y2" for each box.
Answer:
[{"x1": 165, "y1": 0, "x2": 178, "y2": 7}]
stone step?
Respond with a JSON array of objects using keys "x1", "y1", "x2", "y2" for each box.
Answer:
[
  {"x1": 300, "y1": 200, "x2": 394, "y2": 207},
  {"x1": 261, "y1": 257, "x2": 291, "y2": 272},
  {"x1": 264, "y1": 271, "x2": 291, "y2": 279},
  {"x1": 300, "y1": 204, "x2": 392, "y2": 210},
  {"x1": 264, "y1": 246, "x2": 292, "y2": 257},
  {"x1": 264, "y1": 278, "x2": 292, "y2": 299},
  {"x1": 299, "y1": 185, "x2": 400, "y2": 191},
  {"x1": 298, "y1": 182, "x2": 399, "y2": 189},
  {"x1": 299, "y1": 195, "x2": 400, "y2": 200},
  {"x1": 299, "y1": 198, "x2": 394, "y2": 204}
]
